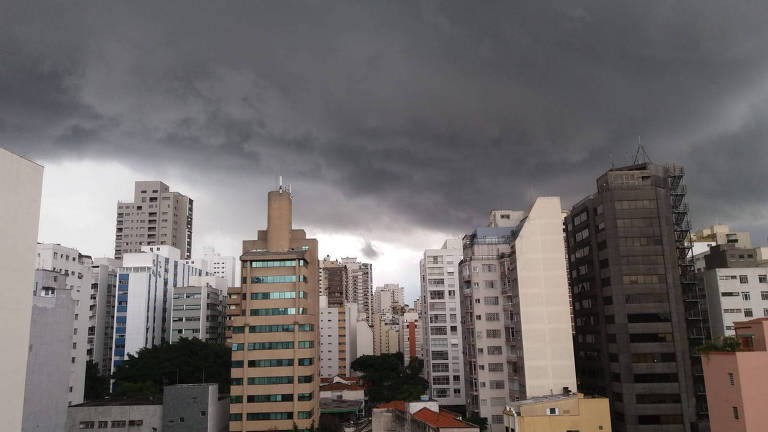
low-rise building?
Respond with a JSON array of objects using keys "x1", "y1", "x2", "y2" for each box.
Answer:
[
  {"x1": 702, "y1": 318, "x2": 768, "y2": 432},
  {"x1": 66, "y1": 398, "x2": 163, "y2": 432},
  {"x1": 502, "y1": 392, "x2": 611, "y2": 432},
  {"x1": 373, "y1": 400, "x2": 479, "y2": 432}
]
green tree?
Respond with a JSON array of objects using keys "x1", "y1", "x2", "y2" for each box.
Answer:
[
  {"x1": 351, "y1": 353, "x2": 429, "y2": 406},
  {"x1": 698, "y1": 336, "x2": 742, "y2": 353},
  {"x1": 112, "y1": 337, "x2": 230, "y2": 397},
  {"x1": 84, "y1": 360, "x2": 110, "y2": 401},
  {"x1": 465, "y1": 414, "x2": 488, "y2": 432}
]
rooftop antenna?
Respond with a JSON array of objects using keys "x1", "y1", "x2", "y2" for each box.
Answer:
[{"x1": 633, "y1": 136, "x2": 652, "y2": 165}]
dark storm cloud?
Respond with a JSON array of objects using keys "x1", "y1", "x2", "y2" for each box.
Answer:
[
  {"x1": 361, "y1": 240, "x2": 381, "y2": 260},
  {"x1": 2, "y1": 0, "x2": 768, "y2": 241}
]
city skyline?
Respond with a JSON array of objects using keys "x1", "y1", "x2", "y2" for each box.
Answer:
[{"x1": 4, "y1": 2, "x2": 768, "y2": 305}]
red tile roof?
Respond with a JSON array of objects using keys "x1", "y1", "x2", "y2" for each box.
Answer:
[
  {"x1": 377, "y1": 401, "x2": 406, "y2": 411},
  {"x1": 412, "y1": 407, "x2": 476, "y2": 428},
  {"x1": 320, "y1": 382, "x2": 365, "y2": 391}
]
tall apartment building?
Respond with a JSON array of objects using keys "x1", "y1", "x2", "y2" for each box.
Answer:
[
  {"x1": 115, "y1": 181, "x2": 193, "y2": 260},
  {"x1": 228, "y1": 185, "x2": 320, "y2": 432},
  {"x1": 190, "y1": 246, "x2": 240, "y2": 287},
  {"x1": 461, "y1": 198, "x2": 576, "y2": 432},
  {"x1": 36, "y1": 243, "x2": 94, "y2": 405},
  {"x1": 567, "y1": 162, "x2": 698, "y2": 432},
  {"x1": 373, "y1": 314, "x2": 401, "y2": 355},
  {"x1": 400, "y1": 308, "x2": 422, "y2": 363},
  {"x1": 23, "y1": 270, "x2": 74, "y2": 432},
  {"x1": 319, "y1": 257, "x2": 347, "y2": 304},
  {"x1": 112, "y1": 245, "x2": 208, "y2": 372},
  {"x1": 374, "y1": 283, "x2": 405, "y2": 315},
  {"x1": 343, "y1": 257, "x2": 374, "y2": 325},
  {"x1": 420, "y1": 238, "x2": 465, "y2": 406},
  {"x1": 0, "y1": 147, "x2": 43, "y2": 432},
  {"x1": 88, "y1": 258, "x2": 120, "y2": 375},
  {"x1": 319, "y1": 295, "x2": 350, "y2": 378},
  {"x1": 170, "y1": 275, "x2": 227, "y2": 344}
]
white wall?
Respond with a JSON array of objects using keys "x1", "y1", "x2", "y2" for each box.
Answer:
[{"x1": 0, "y1": 147, "x2": 43, "y2": 432}]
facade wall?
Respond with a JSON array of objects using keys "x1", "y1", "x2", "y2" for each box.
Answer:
[
  {"x1": 320, "y1": 299, "x2": 341, "y2": 378},
  {"x1": 506, "y1": 395, "x2": 612, "y2": 432},
  {"x1": 66, "y1": 404, "x2": 163, "y2": 432},
  {"x1": 343, "y1": 258, "x2": 373, "y2": 325},
  {"x1": 164, "y1": 384, "x2": 228, "y2": 432},
  {"x1": 700, "y1": 268, "x2": 768, "y2": 339},
  {"x1": 23, "y1": 271, "x2": 73, "y2": 432},
  {"x1": 420, "y1": 239, "x2": 465, "y2": 406},
  {"x1": 89, "y1": 262, "x2": 118, "y2": 375},
  {"x1": 170, "y1": 276, "x2": 226, "y2": 344}
]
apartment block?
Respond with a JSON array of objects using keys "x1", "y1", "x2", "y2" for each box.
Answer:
[
  {"x1": 112, "y1": 245, "x2": 208, "y2": 372},
  {"x1": 170, "y1": 275, "x2": 227, "y2": 344},
  {"x1": 701, "y1": 318, "x2": 768, "y2": 432},
  {"x1": 400, "y1": 308, "x2": 422, "y2": 363},
  {"x1": 374, "y1": 283, "x2": 404, "y2": 315},
  {"x1": 461, "y1": 198, "x2": 576, "y2": 432},
  {"x1": 420, "y1": 238, "x2": 465, "y2": 406},
  {"x1": 343, "y1": 257, "x2": 374, "y2": 325},
  {"x1": 320, "y1": 296, "x2": 348, "y2": 378},
  {"x1": 319, "y1": 257, "x2": 348, "y2": 305},
  {"x1": 36, "y1": 243, "x2": 94, "y2": 405},
  {"x1": 23, "y1": 270, "x2": 74, "y2": 432},
  {"x1": 503, "y1": 392, "x2": 612, "y2": 432},
  {"x1": 89, "y1": 258, "x2": 120, "y2": 375},
  {"x1": 115, "y1": 181, "x2": 193, "y2": 260},
  {"x1": 373, "y1": 313, "x2": 401, "y2": 355},
  {"x1": 567, "y1": 162, "x2": 698, "y2": 431},
  {"x1": 228, "y1": 184, "x2": 320, "y2": 432}
]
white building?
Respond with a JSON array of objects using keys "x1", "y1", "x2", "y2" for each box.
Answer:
[
  {"x1": 170, "y1": 275, "x2": 227, "y2": 344},
  {"x1": 89, "y1": 258, "x2": 120, "y2": 375},
  {"x1": 36, "y1": 243, "x2": 94, "y2": 405},
  {"x1": 460, "y1": 198, "x2": 576, "y2": 431},
  {"x1": 701, "y1": 268, "x2": 768, "y2": 339},
  {"x1": 319, "y1": 296, "x2": 341, "y2": 378},
  {"x1": 343, "y1": 258, "x2": 374, "y2": 325},
  {"x1": 374, "y1": 283, "x2": 404, "y2": 315},
  {"x1": 400, "y1": 309, "x2": 422, "y2": 364},
  {"x1": 112, "y1": 245, "x2": 208, "y2": 372},
  {"x1": 187, "y1": 246, "x2": 239, "y2": 287},
  {"x1": 420, "y1": 238, "x2": 465, "y2": 406},
  {"x1": 23, "y1": 270, "x2": 74, "y2": 432},
  {"x1": 0, "y1": 147, "x2": 43, "y2": 431}
]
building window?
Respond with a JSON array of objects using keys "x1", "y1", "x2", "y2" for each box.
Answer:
[
  {"x1": 729, "y1": 373, "x2": 735, "y2": 385},
  {"x1": 546, "y1": 407, "x2": 559, "y2": 415},
  {"x1": 761, "y1": 291, "x2": 768, "y2": 300},
  {"x1": 742, "y1": 292, "x2": 751, "y2": 301},
  {"x1": 733, "y1": 406, "x2": 740, "y2": 420},
  {"x1": 739, "y1": 275, "x2": 749, "y2": 284},
  {"x1": 78, "y1": 422, "x2": 95, "y2": 429},
  {"x1": 492, "y1": 415, "x2": 504, "y2": 424},
  {"x1": 744, "y1": 308, "x2": 753, "y2": 318},
  {"x1": 111, "y1": 421, "x2": 127, "y2": 428}
]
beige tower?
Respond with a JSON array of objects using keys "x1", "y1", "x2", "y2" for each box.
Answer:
[{"x1": 228, "y1": 183, "x2": 320, "y2": 431}]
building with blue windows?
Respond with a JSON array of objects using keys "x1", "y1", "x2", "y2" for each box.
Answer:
[{"x1": 111, "y1": 245, "x2": 209, "y2": 372}]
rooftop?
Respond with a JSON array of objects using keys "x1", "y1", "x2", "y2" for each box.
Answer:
[
  {"x1": 320, "y1": 382, "x2": 365, "y2": 391},
  {"x1": 412, "y1": 407, "x2": 476, "y2": 428},
  {"x1": 70, "y1": 397, "x2": 162, "y2": 407}
]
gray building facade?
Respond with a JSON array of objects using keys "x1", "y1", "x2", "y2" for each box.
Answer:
[
  {"x1": 115, "y1": 181, "x2": 193, "y2": 260},
  {"x1": 170, "y1": 276, "x2": 227, "y2": 344},
  {"x1": 567, "y1": 162, "x2": 699, "y2": 432},
  {"x1": 163, "y1": 384, "x2": 228, "y2": 432},
  {"x1": 23, "y1": 270, "x2": 75, "y2": 432}
]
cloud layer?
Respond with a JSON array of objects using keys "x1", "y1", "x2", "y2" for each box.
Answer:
[{"x1": 4, "y1": 1, "x2": 768, "y2": 252}]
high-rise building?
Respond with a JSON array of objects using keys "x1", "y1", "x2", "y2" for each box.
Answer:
[
  {"x1": 461, "y1": 198, "x2": 576, "y2": 432},
  {"x1": 115, "y1": 181, "x2": 193, "y2": 260},
  {"x1": 373, "y1": 313, "x2": 401, "y2": 355},
  {"x1": 400, "y1": 308, "x2": 422, "y2": 363},
  {"x1": 228, "y1": 184, "x2": 320, "y2": 432},
  {"x1": 420, "y1": 238, "x2": 465, "y2": 406},
  {"x1": 23, "y1": 270, "x2": 74, "y2": 432},
  {"x1": 319, "y1": 257, "x2": 347, "y2": 305},
  {"x1": 319, "y1": 295, "x2": 350, "y2": 378},
  {"x1": 170, "y1": 275, "x2": 227, "y2": 344},
  {"x1": 0, "y1": 147, "x2": 43, "y2": 431},
  {"x1": 111, "y1": 245, "x2": 208, "y2": 372},
  {"x1": 189, "y1": 246, "x2": 240, "y2": 288},
  {"x1": 88, "y1": 258, "x2": 120, "y2": 376},
  {"x1": 343, "y1": 257, "x2": 374, "y2": 325},
  {"x1": 36, "y1": 243, "x2": 94, "y2": 405},
  {"x1": 374, "y1": 283, "x2": 405, "y2": 315},
  {"x1": 567, "y1": 162, "x2": 698, "y2": 432}
]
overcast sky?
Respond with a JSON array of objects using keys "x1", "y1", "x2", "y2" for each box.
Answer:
[{"x1": 3, "y1": 1, "x2": 768, "y2": 303}]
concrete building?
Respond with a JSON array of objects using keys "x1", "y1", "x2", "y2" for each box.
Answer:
[
  {"x1": 374, "y1": 283, "x2": 405, "y2": 315},
  {"x1": 502, "y1": 392, "x2": 612, "y2": 432},
  {"x1": 228, "y1": 183, "x2": 320, "y2": 432},
  {"x1": 420, "y1": 239, "x2": 465, "y2": 406},
  {"x1": 89, "y1": 258, "x2": 120, "y2": 375},
  {"x1": 320, "y1": 296, "x2": 342, "y2": 378},
  {"x1": 23, "y1": 270, "x2": 74, "y2": 432},
  {"x1": 400, "y1": 308, "x2": 422, "y2": 364},
  {"x1": 0, "y1": 147, "x2": 44, "y2": 432},
  {"x1": 373, "y1": 400, "x2": 480, "y2": 432},
  {"x1": 697, "y1": 247, "x2": 768, "y2": 339},
  {"x1": 201, "y1": 246, "x2": 239, "y2": 288},
  {"x1": 66, "y1": 383, "x2": 228, "y2": 431},
  {"x1": 164, "y1": 383, "x2": 229, "y2": 432},
  {"x1": 567, "y1": 162, "x2": 698, "y2": 431},
  {"x1": 112, "y1": 245, "x2": 208, "y2": 372},
  {"x1": 343, "y1": 257, "x2": 374, "y2": 325},
  {"x1": 373, "y1": 313, "x2": 401, "y2": 355},
  {"x1": 355, "y1": 310, "x2": 375, "y2": 358},
  {"x1": 115, "y1": 181, "x2": 193, "y2": 260},
  {"x1": 701, "y1": 318, "x2": 768, "y2": 432},
  {"x1": 461, "y1": 198, "x2": 576, "y2": 432},
  {"x1": 171, "y1": 275, "x2": 227, "y2": 344},
  {"x1": 36, "y1": 243, "x2": 94, "y2": 405},
  {"x1": 320, "y1": 256, "x2": 348, "y2": 304}
]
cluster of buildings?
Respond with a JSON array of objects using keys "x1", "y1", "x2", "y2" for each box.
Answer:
[{"x1": 4, "y1": 143, "x2": 768, "y2": 432}]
